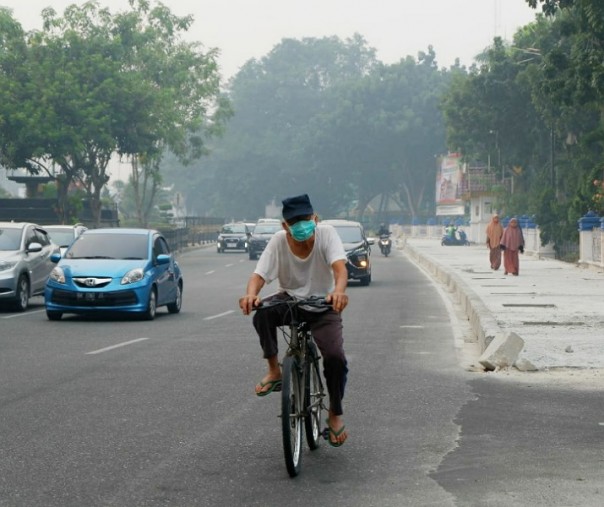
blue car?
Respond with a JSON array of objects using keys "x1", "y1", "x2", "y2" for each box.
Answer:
[{"x1": 44, "y1": 228, "x2": 183, "y2": 321}]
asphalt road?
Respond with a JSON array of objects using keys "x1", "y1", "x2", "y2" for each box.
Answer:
[{"x1": 0, "y1": 246, "x2": 602, "y2": 506}]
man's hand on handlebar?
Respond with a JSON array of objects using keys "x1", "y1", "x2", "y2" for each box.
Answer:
[
  {"x1": 239, "y1": 294, "x2": 261, "y2": 315},
  {"x1": 326, "y1": 291, "x2": 348, "y2": 313}
]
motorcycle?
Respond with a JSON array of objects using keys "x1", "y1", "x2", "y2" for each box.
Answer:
[
  {"x1": 441, "y1": 228, "x2": 470, "y2": 246},
  {"x1": 379, "y1": 233, "x2": 392, "y2": 256}
]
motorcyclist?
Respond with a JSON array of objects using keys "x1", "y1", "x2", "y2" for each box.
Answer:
[
  {"x1": 377, "y1": 223, "x2": 390, "y2": 237},
  {"x1": 445, "y1": 223, "x2": 457, "y2": 239}
]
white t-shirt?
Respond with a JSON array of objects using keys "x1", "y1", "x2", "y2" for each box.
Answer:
[{"x1": 254, "y1": 224, "x2": 347, "y2": 298}]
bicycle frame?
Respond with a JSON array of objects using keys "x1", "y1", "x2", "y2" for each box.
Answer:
[{"x1": 256, "y1": 296, "x2": 328, "y2": 477}]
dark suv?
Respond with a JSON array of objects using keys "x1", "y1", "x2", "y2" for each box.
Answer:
[
  {"x1": 217, "y1": 223, "x2": 251, "y2": 253},
  {"x1": 321, "y1": 219, "x2": 373, "y2": 286},
  {"x1": 248, "y1": 219, "x2": 282, "y2": 260}
]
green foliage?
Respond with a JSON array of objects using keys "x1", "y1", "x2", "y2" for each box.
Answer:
[
  {"x1": 165, "y1": 37, "x2": 450, "y2": 222},
  {"x1": 0, "y1": 0, "x2": 229, "y2": 227},
  {"x1": 443, "y1": 4, "x2": 604, "y2": 249}
]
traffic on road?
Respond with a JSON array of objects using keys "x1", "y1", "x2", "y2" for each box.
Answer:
[{"x1": 1, "y1": 243, "x2": 602, "y2": 506}]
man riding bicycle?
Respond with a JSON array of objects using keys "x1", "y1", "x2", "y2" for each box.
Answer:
[{"x1": 239, "y1": 194, "x2": 349, "y2": 447}]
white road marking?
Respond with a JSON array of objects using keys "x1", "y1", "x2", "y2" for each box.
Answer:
[
  {"x1": 399, "y1": 325, "x2": 424, "y2": 329},
  {"x1": 205, "y1": 270, "x2": 215, "y2": 275},
  {"x1": 2, "y1": 309, "x2": 46, "y2": 319},
  {"x1": 204, "y1": 310, "x2": 235, "y2": 320},
  {"x1": 86, "y1": 338, "x2": 149, "y2": 355},
  {"x1": 225, "y1": 263, "x2": 234, "y2": 267}
]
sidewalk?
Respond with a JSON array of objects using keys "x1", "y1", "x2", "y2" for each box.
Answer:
[{"x1": 401, "y1": 238, "x2": 604, "y2": 371}]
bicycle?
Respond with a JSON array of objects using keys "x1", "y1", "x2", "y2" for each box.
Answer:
[{"x1": 255, "y1": 296, "x2": 330, "y2": 477}]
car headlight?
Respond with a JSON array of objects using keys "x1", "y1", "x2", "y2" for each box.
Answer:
[
  {"x1": 0, "y1": 260, "x2": 17, "y2": 272},
  {"x1": 355, "y1": 254, "x2": 369, "y2": 267},
  {"x1": 49, "y1": 266, "x2": 66, "y2": 284},
  {"x1": 121, "y1": 268, "x2": 144, "y2": 285},
  {"x1": 348, "y1": 249, "x2": 369, "y2": 268}
]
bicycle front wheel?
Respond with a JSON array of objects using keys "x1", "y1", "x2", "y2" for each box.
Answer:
[
  {"x1": 304, "y1": 342, "x2": 324, "y2": 450},
  {"x1": 281, "y1": 355, "x2": 303, "y2": 477}
]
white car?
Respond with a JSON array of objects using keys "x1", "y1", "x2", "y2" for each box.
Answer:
[{"x1": 44, "y1": 224, "x2": 88, "y2": 256}]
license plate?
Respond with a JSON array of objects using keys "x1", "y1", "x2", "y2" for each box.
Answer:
[{"x1": 77, "y1": 292, "x2": 104, "y2": 301}]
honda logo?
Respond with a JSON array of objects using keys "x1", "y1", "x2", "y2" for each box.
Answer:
[{"x1": 84, "y1": 278, "x2": 97, "y2": 287}]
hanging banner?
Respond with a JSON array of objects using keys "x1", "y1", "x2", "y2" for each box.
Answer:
[{"x1": 435, "y1": 153, "x2": 464, "y2": 216}]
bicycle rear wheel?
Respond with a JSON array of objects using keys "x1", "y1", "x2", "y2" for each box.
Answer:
[
  {"x1": 304, "y1": 342, "x2": 324, "y2": 450},
  {"x1": 281, "y1": 355, "x2": 303, "y2": 477}
]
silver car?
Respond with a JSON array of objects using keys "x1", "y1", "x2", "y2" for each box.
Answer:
[
  {"x1": 0, "y1": 222, "x2": 59, "y2": 311},
  {"x1": 44, "y1": 224, "x2": 88, "y2": 256}
]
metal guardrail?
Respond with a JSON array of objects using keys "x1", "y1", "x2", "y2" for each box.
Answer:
[{"x1": 159, "y1": 227, "x2": 218, "y2": 253}]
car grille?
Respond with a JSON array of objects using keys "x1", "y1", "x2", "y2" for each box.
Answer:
[
  {"x1": 51, "y1": 289, "x2": 138, "y2": 307},
  {"x1": 73, "y1": 277, "x2": 112, "y2": 288}
]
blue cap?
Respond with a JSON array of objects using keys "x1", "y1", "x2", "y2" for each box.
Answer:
[{"x1": 281, "y1": 194, "x2": 314, "y2": 221}]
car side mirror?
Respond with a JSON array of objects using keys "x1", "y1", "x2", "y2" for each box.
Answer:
[
  {"x1": 156, "y1": 254, "x2": 171, "y2": 265},
  {"x1": 50, "y1": 252, "x2": 61, "y2": 263},
  {"x1": 27, "y1": 242, "x2": 43, "y2": 253}
]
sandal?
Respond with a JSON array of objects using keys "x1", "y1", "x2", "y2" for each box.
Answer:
[
  {"x1": 255, "y1": 379, "x2": 282, "y2": 397},
  {"x1": 326, "y1": 419, "x2": 347, "y2": 447}
]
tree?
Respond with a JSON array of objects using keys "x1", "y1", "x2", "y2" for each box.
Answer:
[
  {"x1": 164, "y1": 34, "x2": 379, "y2": 219},
  {"x1": 308, "y1": 47, "x2": 450, "y2": 221},
  {"x1": 1, "y1": 1, "x2": 229, "y2": 227},
  {"x1": 108, "y1": 1, "x2": 231, "y2": 226},
  {"x1": 0, "y1": 9, "x2": 38, "y2": 172}
]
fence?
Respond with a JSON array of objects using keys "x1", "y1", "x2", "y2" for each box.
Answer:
[
  {"x1": 390, "y1": 223, "x2": 584, "y2": 263},
  {"x1": 160, "y1": 225, "x2": 219, "y2": 253}
]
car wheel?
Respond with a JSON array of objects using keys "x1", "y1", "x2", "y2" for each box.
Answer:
[
  {"x1": 46, "y1": 310, "x2": 63, "y2": 321},
  {"x1": 359, "y1": 274, "x2": 371, "y2": 286},
  {"x1": 167, "y1": 282, "x2": 182, "y2": 314},
  {"x1": 142, "y1": 287, "x2": 157, "y2": 320},
  {"x1": 13, "y1": 275, "x2": 29, "y2": 312}
]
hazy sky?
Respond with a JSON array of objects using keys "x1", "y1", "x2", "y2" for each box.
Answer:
[{"x1": 2, "y1": 0, "x2": 539, "y2": 79}]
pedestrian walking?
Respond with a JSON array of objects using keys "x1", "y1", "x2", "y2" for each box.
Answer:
[
  {"x1": 500, "y1": 217, "x2": 525, "y2": 275},
  {"x1": 486, "y1": 214, "x2": 504, "y2": 270}
]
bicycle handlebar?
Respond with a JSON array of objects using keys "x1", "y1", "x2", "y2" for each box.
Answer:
[{"x1": 253, "y1": 295, "x2": 331, "y2": 311}]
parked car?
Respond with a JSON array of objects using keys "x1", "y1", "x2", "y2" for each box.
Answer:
[
  {"x1": 216, "y1": 222, "x2": 251, "y2": 253},
  {"x1": 44, "y1": 228, "x2": 183, "y2": 320},
  {"x1": 321, "y1": 219, "x2": 373, "y2": 286},
  {"x1": 248, "y1": 218, "x2": 282, "y2": 260},
  {"x1": 44, "y1": 224, "x2": 88, "y2": 256},
  {"x1": 0, "y1": 222, "x2": 59, "y2": 311}
]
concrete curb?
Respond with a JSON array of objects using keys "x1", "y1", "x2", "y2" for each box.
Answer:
[{"x1": 402, "y1": 241, "x2": 506, "y2": 361}]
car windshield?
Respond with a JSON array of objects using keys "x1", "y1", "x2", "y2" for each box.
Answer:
[
  {"x1": 66, "y1": 233, "x2": 148, "y2": 259},
  {"x1": 254, "y1": 224, "x2": 281, "y2": 234},
  {"x1": 333, "y1": 226, "x2": 363, "y2": 243},
  {"x1": 0, "y1": 228, "x2": 22, "y2": 250},
  {"x1": 222, "y1": 224, "x2": 247, "y2": 234},
  {"x1": 46, "y1": 229, "x2": 75, "y2": 247}
]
